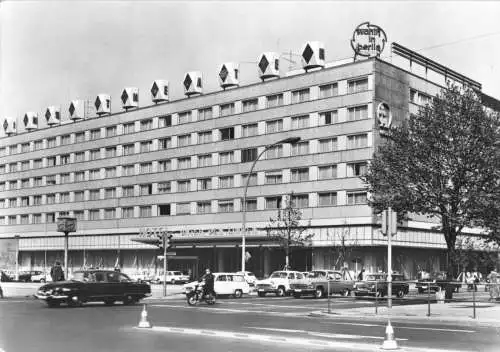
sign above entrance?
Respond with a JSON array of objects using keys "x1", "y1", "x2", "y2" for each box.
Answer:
[{"x1": 351, "y1": 22, "x2": 387, "y2": 59}]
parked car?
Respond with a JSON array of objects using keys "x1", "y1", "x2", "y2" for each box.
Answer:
[
  {"x1": 236, "y1": 271, "x2": 257, "y2": 286},
  {"x1": 1, "y1": 270, "x2": 13, "y2": 282},
  {"x1": 154, "y1": 271, "x2": 190, "y2": 284},
  {"x1": 30, "y1": 271, "x2": 52, "y2": 283},
  {"x1": 354, "y1": 273, "x2": 410, "y2": 298},
  {"x1": 256, "y1": 271, "x2": 306, "y2": 297},
  {"x1": 291, "y1": 270, "x2": 356, "y2": 298},
  {"x1": 183, "y1": 272, "x2": 251, "y2": 298},
  {"x1": 18, "y1": 271, "x2": 46, "y2": 282},
  {"x1": 416, "y1": 272, "x2": 461, "y2": 293},
  {"x1": 35, "y1": 270, "x2": 151, "y2": 308}
]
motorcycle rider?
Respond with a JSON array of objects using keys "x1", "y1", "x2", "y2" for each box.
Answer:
[{"x1": 200, "y1": 268, "x2": 216, "y2": 298}]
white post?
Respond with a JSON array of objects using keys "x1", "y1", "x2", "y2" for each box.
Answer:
[{"x1": 387, "y1": 207, "x2": 393, "y2": 309}]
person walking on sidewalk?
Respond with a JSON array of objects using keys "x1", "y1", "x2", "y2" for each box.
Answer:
[
  {"x1": 487, "y1": 270, "x2": 499, "y2": 301},
  {"x1": 50, "y1": 261, "x2": 65, "y2": 282}
]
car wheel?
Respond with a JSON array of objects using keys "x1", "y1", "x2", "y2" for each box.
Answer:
[
  {"x1": 171, "y1": 279, "x2": 176, "y2": 285},
  {"x1": 276, "y1": 287, "x2": 286, "y2": 297},
  {"x1": 68, "y1": 295, "x2": 82, "y2": 307},
  {"x1": 293, "y1": 293, "x2": 301, "y2": 299},
  {"x1": 314, "y1": 288, "x2": 324, "y2": 299},
  {"x1": 258, "y1": 292, "x2": 266, "y2": 297},
  {"x1": 342, "y1": 289, "x2": 351, "y2": 297},
  {"x1": 47, "y1": 300, "x2": 60, "y2": 308},
  {"x1": 40, "y1": 279, "x2": 46, "y2": 283},
  {"x1": 123, "y1": 295, "x2": 137, "y2": 305},
  {"x1": 396, "y1": 289, "x2": 405, "y2": 298},
  {"x1": 104, "y1": 299, "x2": 115, "y2": 306},
  {"x1": 234, "y1": 289, "x2": 243, "y2": 299}
]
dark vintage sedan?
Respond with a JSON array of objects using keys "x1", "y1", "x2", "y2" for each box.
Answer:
[{"x1": 35, "y1": 270, "x2": 151, "y2": 308}]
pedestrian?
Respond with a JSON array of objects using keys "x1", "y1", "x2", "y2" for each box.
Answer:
[
  {"x1": 0, "y1": 283, "x2": 3, "y2": 298},
  {"x1": 50, "y1": 261, "x2": 65, "y2": 282},
  {"x1": 487, "y1": 270, "x2": 499, "y2": 301},
  {"x1": 358, "y1": 268, "x2": 365, "y2": 281}
]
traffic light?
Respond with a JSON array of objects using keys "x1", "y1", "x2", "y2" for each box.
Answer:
[
  {"x1": 160, "y1": 233, "x2": 173, "y2": 250},
  {"x1": 381, "y1": 208, "x2": 397, "y2": 236}
]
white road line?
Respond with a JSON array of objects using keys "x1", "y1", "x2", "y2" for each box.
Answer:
[
  {"x1": 323, "y1": 321, "x2": 476, "y2": 333},
  {"x1": 150, "y1": 304, "x2": 299, "y2": 315}
]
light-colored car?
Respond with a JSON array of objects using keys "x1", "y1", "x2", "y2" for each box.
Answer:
[
  {"x1": 184, "y1": 272, "x2": 251, "y2": 298},
  {"x1": 31, "y1": 271, "x2": 52, "y2": 283},
  {"x1": 256, "y1": 270, "x2": 306, "y2": 297},
  {"x1": 236, "y1": 271, "x2": 257, "y2": 286},
  {"x1": 155, "y1": 271, "x2": 190, "y2": 284}
]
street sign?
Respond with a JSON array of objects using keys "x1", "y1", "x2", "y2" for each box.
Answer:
[{"x1": 381, "y1": 209, "x2": 397, "y2": 236}]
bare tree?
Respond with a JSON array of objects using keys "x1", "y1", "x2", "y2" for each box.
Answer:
[{"x1": 328, "y1": 227, "x2": 358, "y2": 271}]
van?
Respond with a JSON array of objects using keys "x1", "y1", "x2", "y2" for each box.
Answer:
[{"x1": 183, "y1": 272, "x2": 251, "y2": 298}]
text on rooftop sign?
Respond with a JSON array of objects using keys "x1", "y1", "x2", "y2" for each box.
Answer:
[{"x1": 351, "y1": 22, "x2": 387, "y2": 59}]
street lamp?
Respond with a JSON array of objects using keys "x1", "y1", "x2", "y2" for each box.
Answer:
[
  {"x1": 14, "y1": 235, "x2": 20, "y2": 282},
  {"x1": 241, "y1": 136, "x2": 301, "y2": 272}
]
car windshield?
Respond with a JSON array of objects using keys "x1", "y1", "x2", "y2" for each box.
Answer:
[
  {"x1": 270, "y1": 272, "x2": 285, "y2": 278},
  {"x1": 366, "y1": 274, "x2": 386, "y2": 281},
  {"x1": 308, "y1": 271, "x2": 326, "y2": 278},
  {"x1": 173, "y1": 271, "x2": 182, "y2": 275}
]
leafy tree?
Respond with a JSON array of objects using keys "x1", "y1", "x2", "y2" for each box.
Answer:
[
  {"x1": 363, "y1": 84, "x2": 500, "y2": 274},
  {"x1": 266, "y1": 192, "x2": 312, "y2": 270}
]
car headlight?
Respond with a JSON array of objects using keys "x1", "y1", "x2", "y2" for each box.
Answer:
[{"x1": 61, "y1": 288, "x2": 72, "y2": 292}]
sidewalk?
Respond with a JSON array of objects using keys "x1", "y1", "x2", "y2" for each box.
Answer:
[{"x1": 311, "y1": 301, "x2": 500, "y2": 327}]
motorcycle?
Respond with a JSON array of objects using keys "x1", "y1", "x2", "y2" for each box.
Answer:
[{"x1": 186, "y1": 281, "x2": 216, "y2": 306}]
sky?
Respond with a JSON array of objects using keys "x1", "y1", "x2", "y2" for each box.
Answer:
[{"x1": 1, "y1": 0, "x2": 500, "y2": 124}]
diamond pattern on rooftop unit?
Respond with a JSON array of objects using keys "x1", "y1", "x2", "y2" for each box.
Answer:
[
  {"x1": 151, "y1": 82, "x2": 159, "y2": 97},
  {"x1": 95, "y1": 97, "x2": 101, "y2": 110},
  {"x1": 259, "y1": 55, "x2": 269, "y2": 73},
  {"x1": 69, "y1": 103, "x2": 75, "y2": 116},
  {"x1": 45, "y1": 109, "x2": 51, "y2": 121},
  {"x1": 121, "y1": 90, "x2": 129, "y2": 104},
  {"x1": 23, "y1": 114, "x2": 28, "y2": 126},
  {"x1": 183, "y1": 74, "x2": 192, "y2": 91},
  {"x1": 219, "y1": 65, "x2": 228, "y2": 82},
  {"x1": 302, "y1": 44, "x2": 314, "y2": 63},
  {"x1": 3, "y1": 120, "x2": 8, "y2": 131}
]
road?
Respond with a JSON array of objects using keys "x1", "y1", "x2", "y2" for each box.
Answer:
[{"x1": 1, "y1": 293, "x2": 499, "y2": 352}]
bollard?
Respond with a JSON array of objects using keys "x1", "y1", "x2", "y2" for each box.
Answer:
[
  {"x1": 138, "y1": 304, "x2": 152, "y2": 328},
  {"x1": 381, "y1": 319, "x2": 398, "y2": 350},
  {"x1": 327, "y1": 279, "x2": 331, "y2": 314},
  {"x1": 427, "y1": 282, "x2": 431, "y2": 317},
  {"x1": 375, "y1": 281, "x2": 378, "y2": 315},
  {"x1": 472, "y1": 283, "x2": 476, "y2": 319}
]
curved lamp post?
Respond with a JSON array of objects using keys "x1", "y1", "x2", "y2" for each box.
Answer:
[{"x1": 241, "y1": 136, "x2": 301, "y2": 272}]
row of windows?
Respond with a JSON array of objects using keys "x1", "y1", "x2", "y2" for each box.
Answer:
[
  {"x1": 0, "y1": 191, "x2": 368, "y2": 225},
  {"x1": 0, "y1": 162, "x2": 368, "y2": 207},
  {"x1": 0, "y1": 77, "x2": 370, "y2": 157}
]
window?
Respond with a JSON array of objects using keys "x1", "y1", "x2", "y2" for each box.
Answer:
[
  {"x1": 33, "y1": 214, "x2": 42, "y2": 224},
  {"x1": 60, "y1": 134, "x2": 71, "y2": 145},
  {"x1": 319, "y1": 138, "x2": 338, "y2": 153},
  {"x1": 177, "y1": 134, "x2": 191, "y2": 147},
  {"x1": 74, "y1": 171, "x2": 85, "y2": 182},
  {"x1": 244, "y1": 198, "x2": 257, "y2": 211},
  {"x1": 60, "y1": 154, "x2": 70, "y2": 165},
  {"x1": 291, "y1": 141, "x2": 309, "y2": 156},
  {"x1": 33, "y1": 159, "x2": 43, "y2": 169},
  {"x1": 197, "y1": 201, "x2": 211, "y2": 214},
  {"x1": 159, "y1": 138, "x2": 171, "y2": 150},
  {"x1": 20, "y1": 215, "x2": 29, "y2": 225},
  {"x1": 219, "y1": 175, "x2": 234, "y2": 188},
  {"x1": 60, "y1": 192, "x2": 70, "y2": 203},
  {"x1": 123, "y1": 122, "x2": 135, "y2": 134},
  {"x1": 46, "y1": 213, "x2": 56, "y2": 223},
  {"x1": 266, "y1": 145, "x2": 283, "y2": 159},
  {"x1": 291, "y1": 168, "x2": 309, "y2": 182},
  {"x1": 33, "y1": 195, "x2": 42, "y2": 206},
  {"x1": 122, "y1": 207, "x2": 134, "y2": 218},
  {"x1": 265, "y1": 196, "x2": 282, "y2": 209},
  {"x1": 122, "y1": 186, "x2": 134, "y2": 197},
  {"x1": 241, "y1": 148, "x2": 257, "y2": 163},
  {"x1": 105, "y1": 167, "x2": 116, "y2": 178},
  {"x1": 218, "y1": 200, "x2": 234, "y2": 213},
  {"x1": 198, "y1": 131, "x2": 212, "y2": 144},
  {"x1": 409, "y1": 89, "x2": 417, "y2": 103},
  {"x1": 89, "y1": 209, "x2": 100, "y2": 220},
  {"x1": 319, "y1": 110, "x2": 338, "y2": 125},
  {"x1": 291, "y1": 194, "x2": 309, "y2": 208},
  {"x1": 106, "y1": 147, "x2": 116, "y2": 158},
  {"x1": 74, "y1": 211, "x2": 84, "y2": 221},
  {"x1": 8, "y1": 198, "x2": 17, "y2": 207},
  {"x1": 89, "y1": 189, "x2": 100, "y2": 201},
  {"x1": 89, "y1": 169, "x2": 101, "y2": 180},
  {"x1": 242, "y1": 98, "x2": 258, "y2": 112},
  {"x1": 241, "y1": 173, "x2": 257, "y2": 187},
  {"x1": 140, "y1": 206, "x2": 152, "y2": 217},
  {"x1": 266, "y1": 93, "x2": 283, "y2": 108},
  {"x1": 347, "y1": 105, "x2": 368, "y2": 121},
  {"x1": 140, "y1": 118, "x2": 153, "y2": 131},
  {"x1": 47, "y1": 157, "x2": 56, "y2": 167},
  {"x1": 74, "y1": 191, "x2": 84, "y2": 202},
  {"x1": 178, "y1": 111, "x2": 192, "y2": 124},
  {"x1": 34, "y1": 140, "x2": 43, "y2": 150},
  {"x1": 9, "y1": 162, "x2": 18, "y2": 172},
  {"x1": 176, "y1": 203, "x2": 190, "y2": 215},
  {"x1": 104, "y1": 208, "x2": 116, "y2": 219},
  {"x1": 20, "y1": 161, "x2": 29, "y2": 171},
  {"x1": 158, "y1": 182, "x2": 171, "y2": 194},
  {"x1": 140, "y1": 141, "x2": 152, "y2": 153},
  {"x1": 0, "y1": 199, "x2": 4, "y2": 208},
  {"x1": 198, "y1": 107, "x2": 213, "y2": 120},
  {"x1": 34, "y1": 177, "x2": 43, "y2": 187},
  {"x1": 122, "y1": 164, "x2": 135, "y2": 176},
  {"x1": 219, "y1": 127, "x2": 234, "y2": 141},
  {"x1": 8, "y1": 215, "x2": 17, "y2": 225},
  {"x1": 90, "y1": 129, "x2": 101, "y2": 140},
  {"x1": 198, "y1": 154, "x2": 212, "y2": 167},
  {"x1": 75, "y1": 152, "x2": 85, "y2": 163},
  {"x1": 0, "y1": 182, "x2": 5, "y2": 191},
  {"x1": 21, "y1": 196, "x2": 30, "y2": 207},
  {"x1": 219, "y1": 151, "x2": 234, "y2": 164},
  {"x1": 348, "y1": 78, "x2": 368, "y2": 93},
  {"x1": 140, "y1": 163, "x2": 152, "y2": 174},
  {"x1": 46, "y1": 175, "x2": 56, "y2": 185},
  {"x1": 46, "y1": 194, "x2": 55, "y2": 204},
  {"x1": 21, "y1": 143, "x2": 30, "y2": 153},
  {"x1": 265, "y1": 170, "x2": 282, "y2": 184},
  {"x1": 266, "y1": 119, "x2": 283, "y2": 133},
  {"x1": 347, "y1": 191, "x2": 367, "y2": 205},
  {"x1": 105, "y1": 188, "x2": 116, "y2": 199},
  {"x1": 90, "y1": 149, "x2": 100, "y2": 161},
  {"x1": 220, "y1": 103, "x2": 235, "y2": 116},
  {"x1": 178, "y1": 157, "x2": 191, "y2": 169},
  {"x1": 319, "y1": 83, "x2": 338, "y2": 98},
  {"x1": 347, "y1": 134, "x2": 368, "y2": 149},
  {"x1": 318, "y1": 165, "x2": 337, "y2": 179},
  {"x1": 47, "y1": 137, "x2": 56, "y2": 148},
  {"x1": 158, "y1": 115, "x2": 172, "y2": 128},
  {"x1": 242, "y1": 123, "x2": 258, "y2": 137},
  {"x1": 0, "y1": 165, "x2": 4, "y2": 174},
  {"x1": 197, "y1": 178, "x2": 212, "y2": 191},
  {"x1": 158, "y1": 160, "x2": 171, "y2": 172},
  {"x1": 158, "y1": 204, "x2": 171, "y2": 216},
  {"x1": 292, "y1": 88, "x2": 310, "y2": 103},
  {"x1": 347, "y1": 162, "x2": 368, "y2": 177},
  {"x1": 419, "y1": 92, "x2": 432, "y2": 106},
  {"x1": 75, "y1": 132, "x2": 85, "y2": 143},
  {"x1": 123, "y1": 144, "x2": 135, "y2": 155},
  {"x1": 21, "y1": 179, "x2": 30, "y2": 188},
  {"x1": 60, "y1": 173, "x2": 71, "y2": 184},
  {"x1": 291, "y1": 115, "x2": 309, "y2": 129},
  {"x1": 139, "y1": 184, "x2": 152, "y2": 196},
  {"x1": 177, "y1": 180, "x2": 190, "y2": 192},
  {"x1": 106, "y1": 126, "x2": 117, "y2": 137}
]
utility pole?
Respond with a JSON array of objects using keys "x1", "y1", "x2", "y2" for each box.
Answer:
[{"x1": 381, "y1": 208, "x2": 397, "y2": 309}]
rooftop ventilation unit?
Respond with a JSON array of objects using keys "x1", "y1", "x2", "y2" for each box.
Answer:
[
  {"x1": 2, "y1": 117, "x2": 17, "y2": 135},
  {"x1": 69, "y1": 100, "x2": 87, "y2": 121},
  {"x1": 301, "y1": 41, "x2": 325, "y2": 71},
  {"x1": 95, "y1": 94, "x2": 111, "y2": 115},
  {"x1": 121, "y1": 87, "x2": 139, "y2": 110},
  {"x1": 45, "y1": 106, "x2": 61, "y2": 126},
  {"x1": 151, "y1": 80, "x2": 169, "y2": 103},
  {"x1": 258, "y1": 52, "x2": 280, "y2": 81},
  {"x1": 218, "y1": 63, "x2": 239, "y2": 90},
  {"x1": 183, "y1": 72, "x2": 203, "y2": 97},
  {"x1": 23, "y1": 112, "x2": 38, "y2": 131}
]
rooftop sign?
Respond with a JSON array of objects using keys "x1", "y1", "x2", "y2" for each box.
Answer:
[{"x1": 351, "y1": 22, "x2": 387, "y2": 59}]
